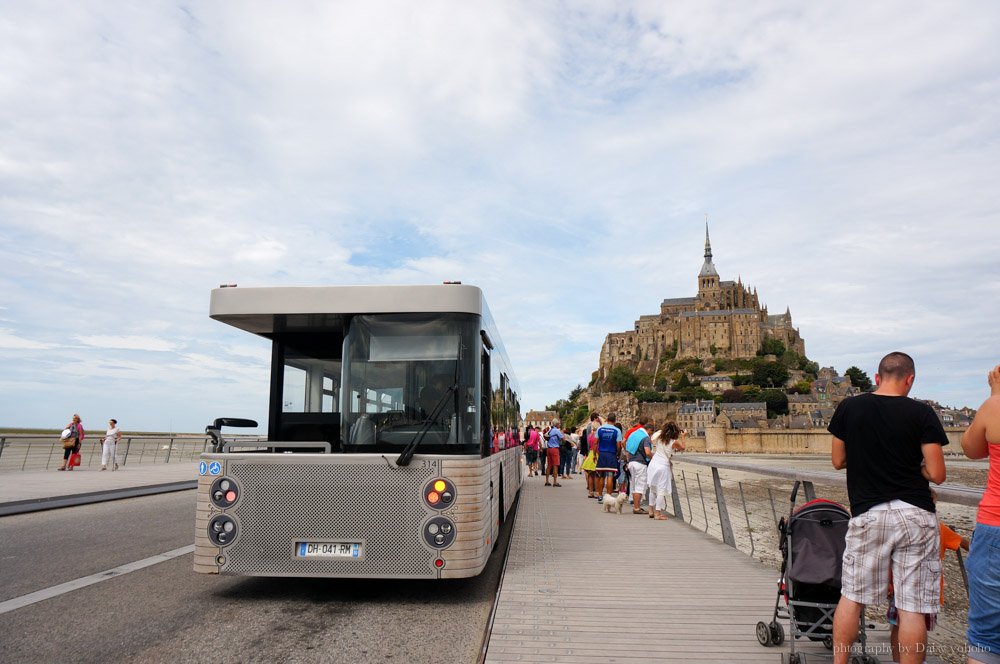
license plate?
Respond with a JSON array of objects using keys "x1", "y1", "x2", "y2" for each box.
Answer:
[{"x1": 296, "y1": 541, "x2": 362, "y2": 558}]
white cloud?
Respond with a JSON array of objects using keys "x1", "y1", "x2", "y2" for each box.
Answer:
[
  {"x1": 74, "y1": 335, "x2": 181, "y2": 352},
  {"x1": 1, "y1": 1, "x2": 998, "y2": 429},
  {"x1": 0, "y1": 329, "x2": 54, "y2": 350}
]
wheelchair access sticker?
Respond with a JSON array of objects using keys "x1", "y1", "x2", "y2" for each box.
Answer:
[{"x1": 208, "y1": 461, "x2": 222, "y2": 476}]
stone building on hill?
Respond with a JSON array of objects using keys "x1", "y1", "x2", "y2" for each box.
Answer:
[
  {"x1": 677, "y1": 399, "x2": 716, "y2": 437},
  {"x1": 524, "y1": 410, "x2": 558, "y2": 429},
  {"x1": 598, "y1": 226, "x2": 806, "y2": 378}
]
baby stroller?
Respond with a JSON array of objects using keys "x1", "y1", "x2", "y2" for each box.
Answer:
[{"x1": 755, "y1": 481, "x2": 879, "y2": 664}]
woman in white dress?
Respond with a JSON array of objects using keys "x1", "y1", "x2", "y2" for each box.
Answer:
[{"x1": 647, "y1": 421, "x2": 686, "y2": 520}]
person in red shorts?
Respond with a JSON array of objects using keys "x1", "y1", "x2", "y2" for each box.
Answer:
[{"x1": 544, "y1": 419, "x2": 563, "y2": 487}]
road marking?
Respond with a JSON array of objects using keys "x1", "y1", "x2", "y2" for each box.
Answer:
[{"x1": 0, "y1": 544, "x2": 194, "y2": 615}]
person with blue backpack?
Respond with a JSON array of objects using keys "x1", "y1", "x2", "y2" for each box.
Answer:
[
  {"x1": 593, "y1": 413, "x2": 624, "y2": 502},
  {"x1": 625, "y1": 418, "x2": 654, "y2": 515}
]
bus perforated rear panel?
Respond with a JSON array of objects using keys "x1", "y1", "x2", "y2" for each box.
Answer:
[{"x1": 223, "y1": 459, "x2": 438, "y2": 578}]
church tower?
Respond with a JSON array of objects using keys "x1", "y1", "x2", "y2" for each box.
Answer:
[{"x1": 697, "y1": 223, "x2": 721, "y2": 310}]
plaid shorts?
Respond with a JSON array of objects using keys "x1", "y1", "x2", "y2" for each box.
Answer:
[{"x1": 841, "y1": 504, "x2": 940, "y2": 614}]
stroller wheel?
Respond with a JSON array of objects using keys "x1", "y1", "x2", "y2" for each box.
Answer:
[
  {"x1": 769, "y1": 621, "x2": 785, "y2": 646},
  {"x1": 755, "y1": 621, "x2": 772, "y2": 646},
  {"x1": 823, "y1": 635, "x2": 833, "y2": 650}
]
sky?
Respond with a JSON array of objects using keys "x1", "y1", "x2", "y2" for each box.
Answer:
[{"x1": 1, "y1": 2, "x2": 999, "y2": 433}]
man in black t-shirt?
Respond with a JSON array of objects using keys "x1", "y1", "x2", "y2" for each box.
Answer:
[{"x1": 827, "y1": 352, "x2": 947, "y2": 664}]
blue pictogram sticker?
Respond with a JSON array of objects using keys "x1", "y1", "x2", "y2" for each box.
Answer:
[
  {"x1": 208, "y1": 461, "x2": 222, "y2": 476},
  {"x1": 198, "y1": 461, "x2": 208, "y2": 476},
  {"x1": 299, "y1": 543, "x2": 308, "y2": 556}
]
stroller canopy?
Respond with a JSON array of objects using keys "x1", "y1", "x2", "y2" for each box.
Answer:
[{"x1": 786, "y1": 499, "x2": 851, "y2": 588}]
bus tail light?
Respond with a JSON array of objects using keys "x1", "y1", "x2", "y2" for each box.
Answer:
[
  {"x1": 424, "y1": 517, "x2": 456, "y2": 549},
  {"x1": 208, "y1": 515, "x2": 239, "y2": 547},
  {"x1": 424, "y1": 478, "x2": 456, "y2": 508}
]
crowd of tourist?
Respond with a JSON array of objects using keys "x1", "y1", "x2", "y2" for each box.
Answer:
[
  {"x1": 521, "y1": 411, "x2": 686, "y2": 518},
  {"x1": 515, "y1": 355, "x2": 1000, "y2": 664}
]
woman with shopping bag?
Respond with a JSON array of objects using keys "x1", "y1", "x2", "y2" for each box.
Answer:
[{"x1": 57, "y1": 413, "x2": 85, "y2": 471}]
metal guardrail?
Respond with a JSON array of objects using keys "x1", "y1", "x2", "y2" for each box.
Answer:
[
  {"x1": 666, "y1": 455, "x2": 983, "y2": 593},
  {"x1": 0, "y1": 434, "x2": 266, "y2": 472}
]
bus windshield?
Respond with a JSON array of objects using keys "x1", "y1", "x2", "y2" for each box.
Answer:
[{"x1": 341, "y1": 313, "x2": 480, "y2": 454}]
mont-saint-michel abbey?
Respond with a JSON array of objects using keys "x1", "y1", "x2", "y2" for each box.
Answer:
[{"x1": 599, "y1": 226, "x2": 805, "y2": 374}]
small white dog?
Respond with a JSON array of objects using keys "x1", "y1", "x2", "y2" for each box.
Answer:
[{"x1": 600, "y1": 492, "x2": 629, "y2": 514}]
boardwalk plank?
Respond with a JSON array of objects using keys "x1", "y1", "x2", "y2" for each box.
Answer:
[{"x1": 485, "y1": 472, "x2": 943, "y2": 664}]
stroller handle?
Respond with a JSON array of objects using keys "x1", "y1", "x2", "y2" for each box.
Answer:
[{"x1": 790, "y1": 480, "x2": 801, "y2": 504}]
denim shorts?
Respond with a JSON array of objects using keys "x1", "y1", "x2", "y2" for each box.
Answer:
[{"x1": 967, "y1": 522, "x2": 1000, "y2": 663}]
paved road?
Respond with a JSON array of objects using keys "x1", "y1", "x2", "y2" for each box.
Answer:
[{"x1": 0, "y1": 491, "x2": 514, "y2": 663}]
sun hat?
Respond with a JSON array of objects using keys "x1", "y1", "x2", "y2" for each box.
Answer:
[{"x1": 61, "y1": 428, "x2": 72, "y2": 439}]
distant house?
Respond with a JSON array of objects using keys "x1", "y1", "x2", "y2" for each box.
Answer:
[
  {"x1": 717, "y1": 412, "x2": 766, "y2": 429},
  {"x1": 524, "y1": 410, "x2": 558, "y2": 430},
  {"x1": 788, "y1": 393, "x2": 821, "y2": 415},
  {"x1": 788, "y1": 414, "x2": 813, "y2": 429},
  {"x1": 677, "y1": 399, "x2": 716, "y2": 437},
  {"x1": 720, "y1": 402, "x2": 767, "y2": 420},
  {"x1": 699, "y1": 375, "x2": 734, "y2": 393}
]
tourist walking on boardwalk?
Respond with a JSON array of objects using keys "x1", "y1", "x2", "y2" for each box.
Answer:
[
  {"x1": 524, "y1": 425, "x2": 540, "y2": 476},
  {"x1": 593, "y1": 413, "x2": 623, "y2": 501},
  {"x1": 625, "y1": 418, "x2": 653, "y2": 515},
  {"x1": 648, "y1": 422, "x2": 686, "y2": 520},
  {"x1": 101, "y1": 419, "x2": 121, "y2": 471},
  {"x1": 545, "y1": 419, "x2": 563, "y2": 487},
  {"x1": 539, "y1": 425, "x2": 549, "y2": 475},
  {"x1": 581, "y1": 413, "x2": 601, "y2": 496},
  {"x1": 559, "y1": 426, "x2": 572, "y2": 479},
  {"x1": 569, "y1": 428, "x2": 581, "y2": 474},
  {"x1": 827, "y1": 352, "x2": 947, "y2": 664},
  {"x1": 960, "y1": 363, "x2": 1000, "y2": 664},
  {"x1": 58, "y1": 413, "x2": 85, "y2": 471}
]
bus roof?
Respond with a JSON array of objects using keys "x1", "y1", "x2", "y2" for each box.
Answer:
[{"x1": 210, "y1": 284, "x2": 485, "y2": 335}]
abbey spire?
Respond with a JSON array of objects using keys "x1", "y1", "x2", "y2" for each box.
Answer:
[{"x1": 698, "y1": 222, "x2": 719, "y2": 279}]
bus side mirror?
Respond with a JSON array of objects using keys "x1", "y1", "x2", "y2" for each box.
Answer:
[{"x1": 206, "y1": 418, "x2": 259, "y2": 453}]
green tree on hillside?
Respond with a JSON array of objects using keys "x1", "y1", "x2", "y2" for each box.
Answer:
[
  {"x1": 845, "y1": 366, "x2": 873, "y2": 392},
  {"x1": 762, "y1": 389, "x2": 789, "y2": 418},
  {"x1": 758, "y1": 338, "x2": 786, "y2": 357},
  {"x1": 789, "y1": 380, "x2": 812, "y2": 395},
  {"x1": 721, "y1": 388, "x2": 745, "y2": 403},
  {"x1": 751, "y1": 359, "x2": 789, "y2": 388},
  {"x1": 673, "y1": 373, "x2": 694, "y2": 391},
  {"x1": 607, "y1": 366, "x2": 639, "y2": 392}
]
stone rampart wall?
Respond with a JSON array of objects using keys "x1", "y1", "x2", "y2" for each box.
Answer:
[
  {"x1": 703, "y1": 426, "x2": 965, "y2": 454},
  {"x1": 587, "y1": 393, "x2": 680, "y2": 429}
]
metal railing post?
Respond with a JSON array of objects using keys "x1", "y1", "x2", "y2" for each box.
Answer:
[
  {"x1": 165, "y1": 436, "x2": 174, "y2": 463},
  {"x1": 767, "y1": 487, "x2": 779, "y2": 528},
  {"x1": 696, "y1": 473, "x2": 708, "y2": 533},
  {"x1": 681, "y1": 471, "x2": 693, "y2": 524},
  {"x1": 24, "y1": 441, "x2": 34, "y2": 471},
  {"x1": 0, "y1": 436, "x2": 5, "y2": 462},
  {"x1": 956, "y1": 548, "x2": 970, "y2": 599},
  {"x1": 711, "y1": 467, "x2": 736, "y2": 548},
  {"x1": 802, "y1": 481, "x2": 816, "y2": 502},
  {"x1": 739, "y1": 481, "x2": 755, "y2": 557},
  {"x1": 123, "y1": 438, "x2": 131, "y2": 466},
  {"x1": 670, "y1": 466, "x2": 685, "y2": 521}
]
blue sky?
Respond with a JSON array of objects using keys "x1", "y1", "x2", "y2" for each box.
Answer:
[{"x1": 1, "y1": 2, "x2": 999, "y2": 432}]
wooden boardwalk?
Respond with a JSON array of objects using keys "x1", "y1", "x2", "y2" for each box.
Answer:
[{"x1": 485, "y1": 473, "x2": 941, "y2": 664}]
